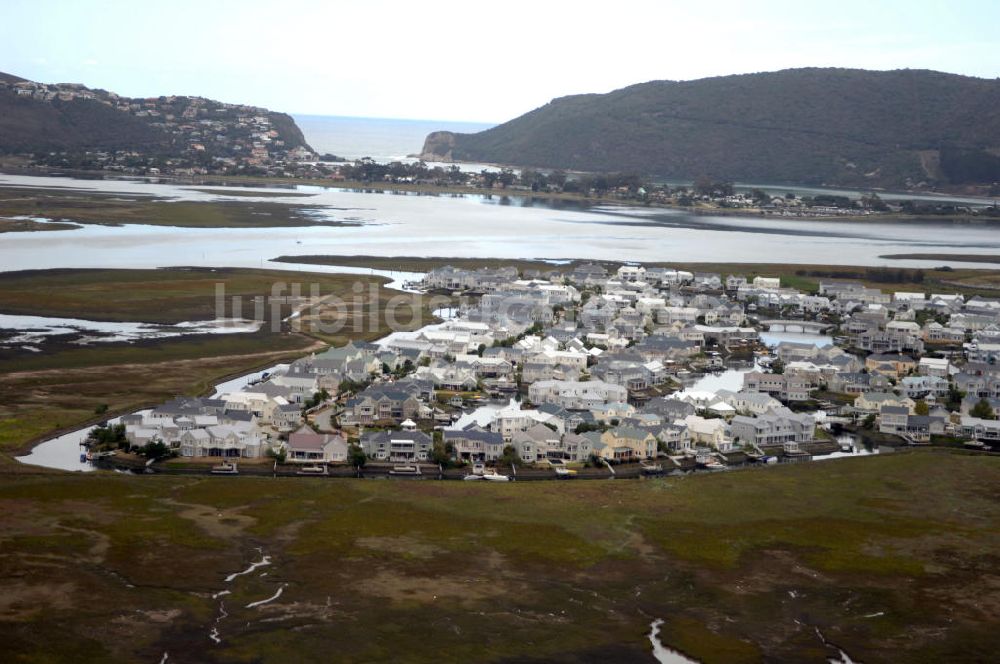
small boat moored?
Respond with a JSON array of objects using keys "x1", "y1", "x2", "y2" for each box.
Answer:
[
  {"x1": 389, "y1": 464, "x2": 422, "y2": 476},
  {"x1": 640, "y1": 460, "x2": 664, "y2": 475},
  {"x1": 296, "y1": 463, "x2": 328, "y2": 475},
  {"x1": 482, "y1": 469, "x2": 510, "y2": 482},
  {"x1": 211, "y1": 460, "x2": 239, "y2": 475}
]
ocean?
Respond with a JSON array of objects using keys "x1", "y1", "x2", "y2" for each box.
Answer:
[{"x1": 292, "y1": 115, "x2": 495, "y2": 163}]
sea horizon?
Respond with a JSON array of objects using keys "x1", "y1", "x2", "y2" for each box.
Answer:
[{"x1": 292, "y1": 114, "x2": 495, "y2": 163}]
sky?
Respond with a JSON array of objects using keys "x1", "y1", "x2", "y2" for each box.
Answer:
[{"x1": 3, "y1": 0, "x2": 999, "y2": 123}]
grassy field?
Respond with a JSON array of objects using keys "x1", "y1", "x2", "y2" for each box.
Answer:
[
  {"x1": 880, "y1": 253, "x2": 1000, "y2": 265},
  {"x1": 0, "y1": 186, "x2": 351, "y2": 228},
  {"x1": 0, "y1": 217, "x2": 80, "y2": 233},
  {"x1": 0, "y1": 268, "x2": 433, "y2": 455},
  {"x1": 0, "y1": 267, "x2": 393, "y2": 323},
  {"x1": 0, "y1": 450, "x2": 996, "y2": 662}
]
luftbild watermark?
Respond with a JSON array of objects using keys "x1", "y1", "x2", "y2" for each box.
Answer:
[{"x1": 213, "y1": 281, "x2": 467, "y2": 336}]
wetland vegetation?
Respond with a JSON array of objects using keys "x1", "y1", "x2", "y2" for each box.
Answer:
[{"x1": 0, "y1": 451, "x2": 996, "y2": 662}]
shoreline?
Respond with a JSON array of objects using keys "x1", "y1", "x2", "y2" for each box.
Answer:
[{"x1": 2, "y1": 166, "x2": 996, "y2": 225}]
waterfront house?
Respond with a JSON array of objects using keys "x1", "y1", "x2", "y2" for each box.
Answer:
[
  {"x1": 286, "y1": 429, "x2": 348, "y2": 463},
  {"x1": 730, "y1": 408, "x2": 814, "y2": 447},
  {"x1": 742, "y1": 371, "x2": 811, "y2": 402},
  {"x1": 444, "y1": 426, "x2": 505, "y2": 462},
  {"x1": 597, "y1": 426, "x2": 658, "y2": 460},
  {"x1": 855, "y1": 391, "x2": 915, "y2": 414},
  {"x1": 361, "y1": 430, "x2": 433, "y2": 463}
]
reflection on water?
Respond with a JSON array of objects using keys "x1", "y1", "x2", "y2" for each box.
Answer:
[
  {"x1": 3, "y1": 173, "x2": 1000, "y2": 270},
  {"x1": 759, "y1": 331, "x2": 833, "y2": 347}
]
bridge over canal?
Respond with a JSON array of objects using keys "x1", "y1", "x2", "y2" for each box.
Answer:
[{"x1": 760, "y1": 319, "x2": 834, "y2": 334}]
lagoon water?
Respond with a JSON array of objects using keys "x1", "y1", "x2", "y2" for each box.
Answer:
[{"x1": 2, "y1": 174, "x2": 1000, "y2": 273}]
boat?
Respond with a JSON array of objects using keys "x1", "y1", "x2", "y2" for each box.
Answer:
[
  {"x1": 471, "y1": 462, "x2": 486, "y2": 476},
  {"x1": 462, "y1": 473, "x2": 483, "y2": 481},
  {"x1": 640, "y1": 460, "x2": 664, "y2": 474},
  {"x1": 388, "y1": 464, "x2": 421, "y2": 476},
  {"x1": 296, "y1": 464, "x2": 328, "y2": 475},
  {"x1": 554, "y1": 466, "x2": 577, "y2": 478},
  {"x1": 211, "y1": 461, "x2": 239, "y2": 475},
  {"x1": 695, "y1": 449, "x2": 726, "y2": 470},
  {"x1": 963, "y1": 439, "x2": 987, "y2": 449},
  {"x1": 482, "y1": 469, "x2": 510, "y2": 482}
]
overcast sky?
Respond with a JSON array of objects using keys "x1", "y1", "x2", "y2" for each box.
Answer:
[{"x1": 3, "y1": 0, "x2": 998, "y2": 122}]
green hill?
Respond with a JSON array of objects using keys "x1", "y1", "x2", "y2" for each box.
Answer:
[
  {"x1": 0, "y1": 89, "x2": 172, "y2": 153},
  {"x1": 422, "y1": 68, "x2": 1000, "y2": 188},
  {"x1": 0, "y1": 72, "x2": 312, "y2": 164}
]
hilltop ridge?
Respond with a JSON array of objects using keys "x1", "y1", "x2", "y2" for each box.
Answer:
[
  {"x1": 0, "y1": 72, "x2": 315, "y2": 176},
  {"x1": 421, "y1": 68, "x2": 1000, "y2": 190}
]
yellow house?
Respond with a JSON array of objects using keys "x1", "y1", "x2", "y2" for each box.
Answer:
[
  {"x1": 864, "y1": 353, "x2": 916, "y2": 378},
  {"x1": 598, "y1": 427, "x2": 657, "y2": 460}
]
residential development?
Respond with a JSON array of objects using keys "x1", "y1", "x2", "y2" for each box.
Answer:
[{"x1": 113, "y1": 262, "x2": 1000, "y2": 474}]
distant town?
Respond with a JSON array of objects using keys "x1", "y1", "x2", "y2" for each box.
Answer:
[
  {"x1": 88, "y1": 261, "x2": 1000, "y2": 478},
  {"x1": 0, "y1": 76, "x2": 314, "y2": 174}
]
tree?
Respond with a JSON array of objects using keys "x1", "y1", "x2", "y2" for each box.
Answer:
[
  {"x1": 946, "y1": 384, "x2": 966, "y2": 411},
  {"x1": 480, "y1": 169, "x2": 498, "y2": 188},
  {"x1": 914, "y1": 400, "x2": 930, "y2": 416},
  {"x1": 770, "y1": 358, "x2": 785, "y2": 374},
  {"x1": 86, "y1": 422, "x2": 127, "y2": 450},
  {"x1": 547, "y1": 170, "x2": 567, "y2": 189},
  {"x1": 970, "y1": 398, "x2": 996, "y2": 420},
  {"x1": 497, "y1": 168, "x2": 516, "y2": 187},
  {"x1": 499, "y1": 445, "x2": 519, "y2": 466},
  {"x1": 430, "y1": 439, "x2": 455, "y2": 467},
  {"x1": 138, "y1": 441, "x2": 172, "y2": 460},
  {"x1": 267, "y1": 446, "x2": 287, "y2": 463},
  {"x1": 348, "y1": 443, "x2": 367, "y2": 467}
]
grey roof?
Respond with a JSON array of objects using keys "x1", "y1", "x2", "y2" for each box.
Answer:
[
  {"x1": 444, "y1": 429, "x2": 503, "y2": 444},
  {"x1": 880, "y1": 405, "x2": 910, "y2": 415}
]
